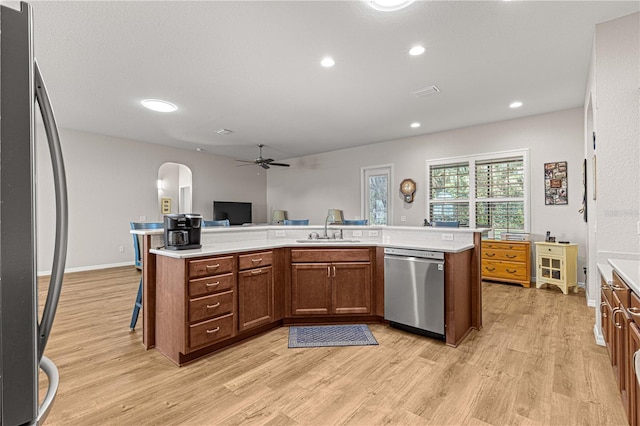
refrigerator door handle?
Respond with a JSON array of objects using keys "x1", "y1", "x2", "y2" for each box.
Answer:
[
  {"x1": 34, "y1": 59, "x2": 69, "y2": 361},
  {"x1": 35, "y1": 356, "x2": 60, "y2": 424}
]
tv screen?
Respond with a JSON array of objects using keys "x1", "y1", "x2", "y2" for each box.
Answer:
[{"x1": 213, "y1": 201, "x2": 252, "y2": 225}]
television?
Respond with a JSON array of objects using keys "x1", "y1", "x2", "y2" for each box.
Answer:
[{"x1": 213, "y1": 201, "x2": 252, "y2": 225}]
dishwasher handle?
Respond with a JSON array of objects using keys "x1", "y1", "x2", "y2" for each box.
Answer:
[{"x1": 384, "y1": 254, "x2": 444, "y2": 264}]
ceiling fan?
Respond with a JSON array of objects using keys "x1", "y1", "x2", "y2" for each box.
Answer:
[{"x1": 236, "y1": 144, "x2": 290, "y2": 169}]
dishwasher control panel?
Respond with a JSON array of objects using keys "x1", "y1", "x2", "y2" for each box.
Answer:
[{"x1": 384, "y1": 247, "x2": 444, "y2": 260}]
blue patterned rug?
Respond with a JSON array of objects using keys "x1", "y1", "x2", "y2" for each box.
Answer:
[{"x1": 288, "y1": 324, "x2": 378, "y2": 348}]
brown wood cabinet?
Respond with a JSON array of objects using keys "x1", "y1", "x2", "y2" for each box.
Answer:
[
  {"x1": 290, "y1": 248, "x2": 372, "y2": 317},
  {"x1": 155, "y1": 254, "x2": 237, "y2": 365},
  {"x1": 481, "y1": 240, "x2": 530, "y2": 287},
  {"x1": 238, "y1": 251, "x2": 274, "y2": 332}
]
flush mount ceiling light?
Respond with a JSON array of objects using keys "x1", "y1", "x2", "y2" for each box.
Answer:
[
  {"x1": 409, "y1": 45, "x2": 425, "y2": 56},
  {"x1": 510, "y1": 101, "x2": 523, "y2": 108},
  {"x1": 410, "y1": 122, "x2": 421, "y2": 128},
  {"x1": 216, "y1": 128, "x2": 232, "y2": 135},
  {"x1": 321, "y1": 57, "x2": 335, "y2": 68},
  {"x1": 140, "y1": 99, "x2": 177, "y2": 112},
  {"x1": 367, "y1": 0, "x2": 415, "y2": 12}
]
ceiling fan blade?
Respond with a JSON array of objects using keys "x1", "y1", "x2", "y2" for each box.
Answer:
[
  {"x1": 262, "y1": 158, "x2": 275, "y2": 163},
  {"x1": 235, "y1": 163, "x2": 255, "y2": 167},
  {"x1": 269, "y1": 162, "x2": 290, "y2": 167},
  {"x1": 235, "y1": 159, "x2": 257, "y2": 164},
  {"x1": 260, "y1": 163, "x2": 270, "y2": 170}
]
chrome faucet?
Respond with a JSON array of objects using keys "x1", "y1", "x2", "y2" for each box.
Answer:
[{"x1": 324, "y1": 214, "x2": 334, "y2": 239}]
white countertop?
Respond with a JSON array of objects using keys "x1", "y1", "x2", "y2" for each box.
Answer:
[
  {"x1": 150, "y1": 239, "x2": 475, "y2": 259},
  {"x1": 597, "y1": 262, "x2": 614, "y2": 284},
  {"x1": 608, "y1": 259, "x2": 640, "y2": 294}
]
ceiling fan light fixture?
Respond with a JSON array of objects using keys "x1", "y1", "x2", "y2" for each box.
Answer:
[
  {"x1": 367, "y1": 0, "x2": 415, "y2": 12},
  {"x1": 141, "y1": 99, "x2": 177, "y2": 113}
]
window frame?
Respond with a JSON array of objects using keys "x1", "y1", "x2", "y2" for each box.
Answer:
[{"x1": 425, "y1": 149, "x2": 530, "y2": 232}]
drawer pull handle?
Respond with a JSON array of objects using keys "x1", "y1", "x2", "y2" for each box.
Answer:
[
  {"x1": 627, "y1": 307, "x2": 640, "y2": 317},
  {"x1": 251, "y1": 269, "x2": 263, "y2": 275},
  {"x1": 601, "y1": 285, "x2": 610, "y2": 290},
  {"x1": 206, "y1": 281, "x2": 220, "y2": 287},
  {"x1": 251, "y1": 258, "x2": 263, "y2": 263},
  {"x1": 485, "y1": 253, "x2": 495, "y2": 257},
  {"x1": 327, "y1": 266, "x2": 331, "y2": 278},
  {"x1": 634, "y1": 350, "x2": 640, "y2": 374},
  {"x1": 206, "y1": 302, "x2": 221, "y2": 309},
  {"x1": 485, "y1": 267, "x2": 495, "y2": 272},
  {"x1": 206, "y1": 327, "x2": 220, "y2": 334},
  {"x1": 206, "y1": 264, "x2": 221, "y2": 270},
  {"x1": 506, "y1": 254, "x2": 517, "y2": 259},
  {"x1": 506, "y1": 269, "x2": 517, "y2": 274},
  {"x1": 613, "y1": 308, "x2": 623, "y2": 329},
  {"x1": 601, "y1": 302, "x2": 608, "y2": 317},
  {"x1": 547, "y1": 248, "x2": 552, "y2": 251},
  {"x1": 611, "y1": 284, "x2": 625, "y2": 291}
]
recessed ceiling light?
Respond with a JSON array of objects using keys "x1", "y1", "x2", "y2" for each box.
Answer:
[
  {"x1": 410, "y1": 122, "x2": 421, "y2": 128},
  {"x1": 321, "y1": 57, "x2": 335, "y2": 68},
  {"x1": 510, "y1": 101, "x2": 523, "y2": 108},
  {"x1": 196, "y1": 148, "x2": 204, "y2": 152},
  {"x1": 141, "y1": 99, "x2": 177, "y2": 112},
  {"x1": 409, "y1": 45, "x2": 425, "y2": 56},
  {"x1": 367, "y1": 0, "x2": 415, "y2": 12}
]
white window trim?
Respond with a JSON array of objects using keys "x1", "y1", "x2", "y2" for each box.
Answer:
[
  {"x1": 361, "y1": 164, "x2": 394, "y2": 225},
  {"x1": 425, "y1": 149, "x2": 530, "y2": 231}
]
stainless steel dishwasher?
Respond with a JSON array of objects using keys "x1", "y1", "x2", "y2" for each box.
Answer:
[{"x1": 384, "y1": 247, "x2": 445, "y2": 339}]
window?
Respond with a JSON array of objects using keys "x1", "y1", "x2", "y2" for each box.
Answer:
[
  {"x1": 361, "y1": 165, "x2": 392, "y2": 225},
  {"x1": 426, "y1": 150, "x2": 528, "y2": 236}
]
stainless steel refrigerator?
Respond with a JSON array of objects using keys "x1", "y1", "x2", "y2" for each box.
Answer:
[{"x1": 1, "y1": 2, "x2": 68, "y2": 425}]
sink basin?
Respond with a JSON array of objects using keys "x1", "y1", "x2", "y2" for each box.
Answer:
[{"x1": 295, "y1": 239, "x2": 360, "y2": 243}]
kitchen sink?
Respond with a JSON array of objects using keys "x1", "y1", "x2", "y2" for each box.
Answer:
[{"x1": 295, "y1": 239, "x2": 360, "y2": 243}]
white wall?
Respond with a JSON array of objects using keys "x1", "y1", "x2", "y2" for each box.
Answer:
[
  {"x1": 35, "y1": 127, "x2": 267, "y2": 273},
  {"x1": 268, "y1": 108, "x2": 586, "y2": 281},
  {"x1": 586, "y1": 12, "x2": 640, "y2": 342}
]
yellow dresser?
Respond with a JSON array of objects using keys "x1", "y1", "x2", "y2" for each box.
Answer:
[
  {"x1": 534, "y1": 242, "x2": 578, "y2": 294},
  {"x1": 481, "y1": 240, "x2": 531, "y2": 287}
]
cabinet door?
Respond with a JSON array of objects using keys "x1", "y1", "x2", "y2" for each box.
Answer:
[
  {"x1": 332, "y1": 262, "x2": 372, "y2": 315},
  {"x1": 601, "y1": 289, "x2": 613, "y2": 361},
  {"x1": 291, "y1": 263, "x2": 331, "y2": 316},
  {"x1": 238, "y1": 266, "x2": 273, "y2": 332},
  {"x1": 538, "y1": 255, "x2": 563, "y2": 282},
  {"x1": 628, "y1": 322, "x2": 640, "y2": 426}
]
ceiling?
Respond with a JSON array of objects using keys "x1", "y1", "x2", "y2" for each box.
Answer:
[{"x1": 25, "y1": 0, "x2": 639, "y2": 162}]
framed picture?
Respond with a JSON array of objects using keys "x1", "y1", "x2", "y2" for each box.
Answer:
[{"x1": 544, "y1": 161, "x2": 568, "y2": 205}]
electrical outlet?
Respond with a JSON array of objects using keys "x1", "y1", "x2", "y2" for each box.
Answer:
[
  {"x1": 442, "y1": 233, "x2": 454, "y2": 241},
  {"x1": 275, "y1": 230, "x2": 286, "y2": 237},
  {"x1": 353, "y1": 230, "x2": 363, "y2": 237},
  {"x1": 368, "y1": 230, "x2": 379, "y2": 237},
  {"x1": 400, "y1": 216, "x2": 407, "y2": 222},
  {"x1": 118, "y1": 245, "x2": 125, "y2": 253},
  {"x1": 139, "y1": 215, "x2": 146, "y2": 222}
]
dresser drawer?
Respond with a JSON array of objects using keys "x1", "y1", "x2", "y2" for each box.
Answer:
[
  {"x1": 189, "y1": 290, "x2": 234, "y2": 323},
  {"x1": 482, "y1": 260, "x2": 527, "y2": 281},
  {"x1": 188, "y1": 313, "x2": 234, "y2": 349},
  {"x1": 238, "y1": 251, "x2": 272, "y2": 271},
  {"x1": 482, "y1": 241, "x2": 528, "y2": 252},
  {"x1": 189, "y1": 255, "x2": 234, "y2": 278},
  {"x1": 537, "y1": 245, "x2": 564, "y2": 257},
  {"x1": 482, "y1": 248, "x2": 527, "y2": 263},
  {"x1": 188, "y1": 273, "x2": 235, "y2": 297}
]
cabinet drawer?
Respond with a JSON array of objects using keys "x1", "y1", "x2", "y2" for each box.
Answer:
[
  {"x1": 188, "y1": 313, "x2": 234, "y2": 349},
  {"x1": 239, "y1": 251, "x2": 272, "y2": 270},
  {"x1": 482, "y1": 248, "x2": 527, "y2": 263},
  {"x1": 189, "y1": 290, "x2": 234, "y2": 323},
  {"x1": 612, "y1": 272, "x2": 630, "y2": 308},
  {"x1": 189, "y1": 256, "x2": 234, "y2": 278},
  {"x1": 482, "y1": 241, "x2": 528, "y2": 252},
  {"x1": 537, "y1": 245, "x2": 564, "y2": 257},
  {"x1": 482, "y1": 260, "x2": 527, "y2": 281},
  {"x1": 188, "y1": 273, "x2": 235, "y2": 297},
  {"x1": 291, "y1": 249, "x2": 370, "y2": 263}
]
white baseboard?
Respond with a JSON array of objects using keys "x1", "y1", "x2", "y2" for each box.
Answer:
[
  {"x1": 594, "y1": 324, "x2": 606, "y2": 346},
  {"x1": 37, "y1": 261, "x2": 134, "y2": 276},
  {"x1": 587, "y1": 299, "x2": 596, "y2": 307}
]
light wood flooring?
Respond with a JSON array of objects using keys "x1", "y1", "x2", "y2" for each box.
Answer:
[{"x1": 38, "y1": 266, "x2": 626, "y2": 425}]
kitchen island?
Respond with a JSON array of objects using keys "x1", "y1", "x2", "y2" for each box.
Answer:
[{"x1": 133, "y1": 225, "x2": 485, "y2": 365}]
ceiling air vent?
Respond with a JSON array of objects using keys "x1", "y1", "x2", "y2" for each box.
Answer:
[{"x1": 411, "y1": 85, "x2": 440, "y2": 98}]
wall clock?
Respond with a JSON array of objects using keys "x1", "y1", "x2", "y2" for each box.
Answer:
[{"x1": 400, "y1": 178, "x2": 416, "y2": 203}]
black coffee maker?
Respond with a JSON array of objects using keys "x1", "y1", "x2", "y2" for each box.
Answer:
[{"x1": 164, "y1": 213, "x2": 202, "y2": 250}]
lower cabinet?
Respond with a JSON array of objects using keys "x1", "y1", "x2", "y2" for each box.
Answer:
[
  {"x1": 290, "y1": 248, "x2": 372, "y2": 317},
  {"x1": 238, "y1": 265, "x2": 274, "y2": 331}
]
